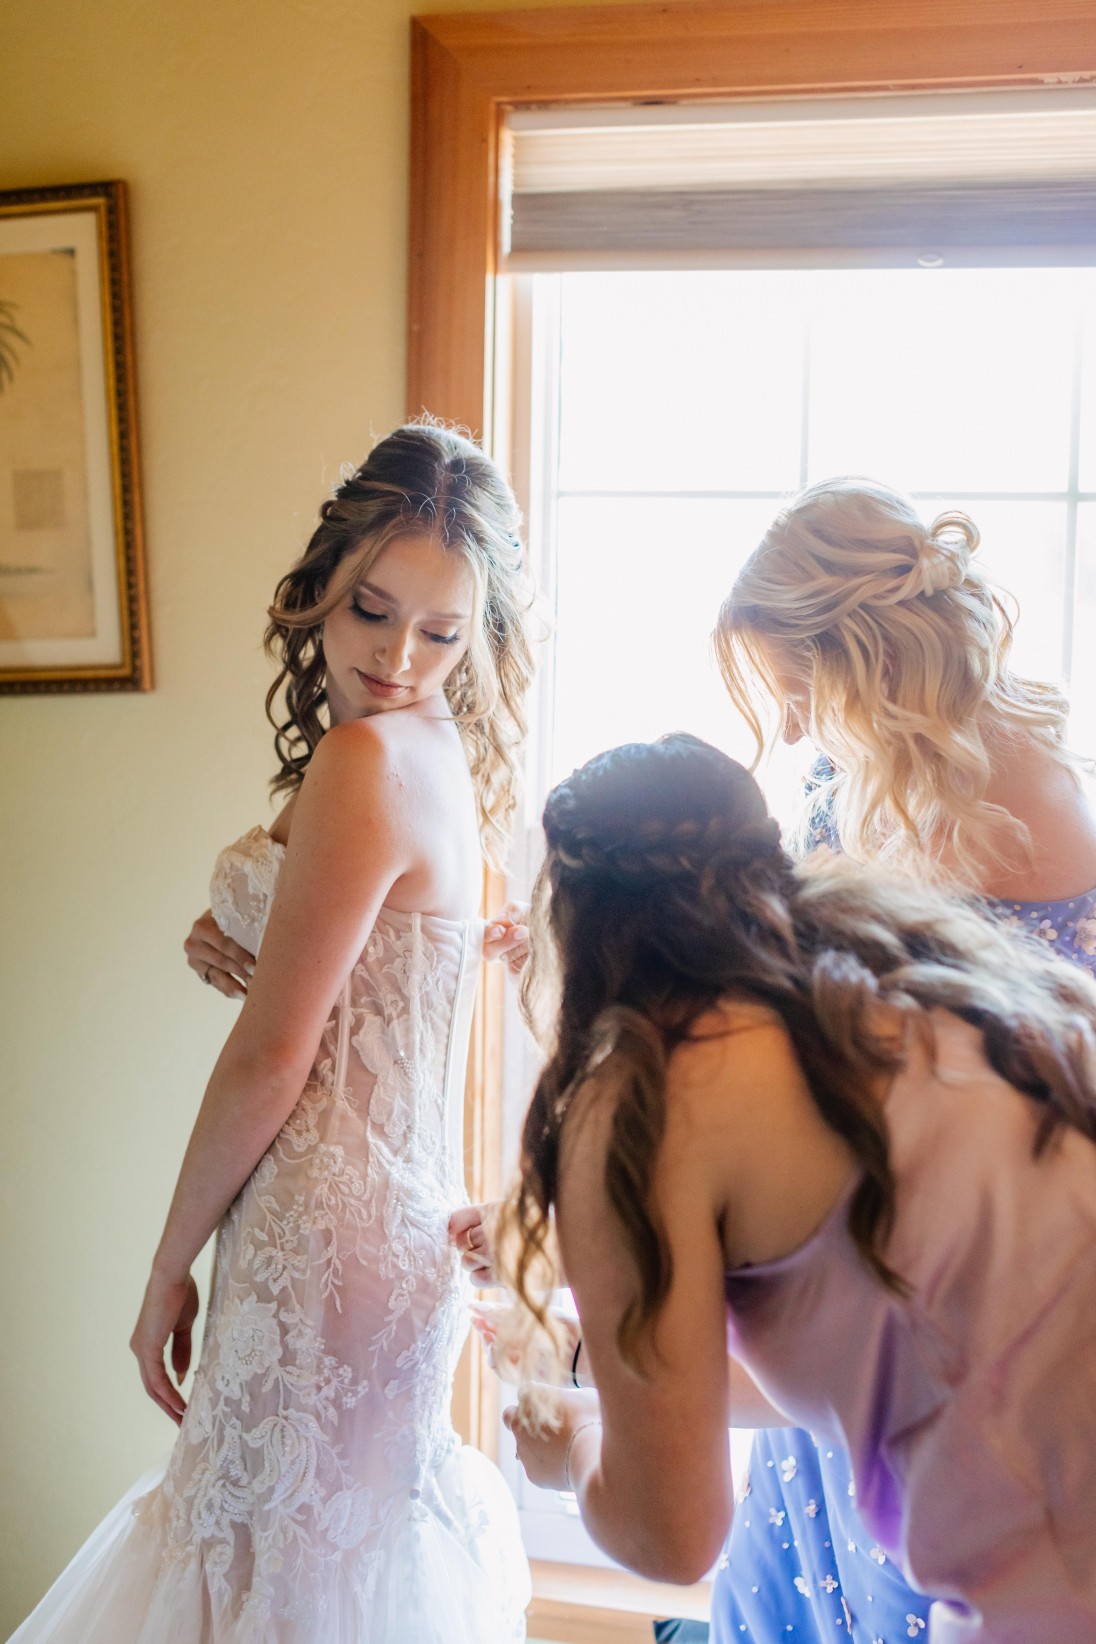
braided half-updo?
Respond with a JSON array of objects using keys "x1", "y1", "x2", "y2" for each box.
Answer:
[{"x1": 500, "y1": 732, "x2": 1096, "y2": 1381}]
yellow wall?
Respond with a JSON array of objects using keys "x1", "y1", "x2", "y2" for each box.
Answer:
[{"x1": 0, "y1": 0, "x2": 633, "y2": 1629}]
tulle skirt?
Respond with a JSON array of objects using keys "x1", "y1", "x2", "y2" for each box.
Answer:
[{"x1": 8, "y1": 1444, "x2": 530, "y2": 1644}]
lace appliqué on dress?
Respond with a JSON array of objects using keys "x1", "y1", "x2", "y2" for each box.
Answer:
[{"x1": 131, "y1": 830, "x2": 528, "y2": 1640}]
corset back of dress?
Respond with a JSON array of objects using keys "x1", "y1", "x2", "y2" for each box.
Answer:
[{"x1": 210, "y1": 826, "x2": 480, "y2": 1202}]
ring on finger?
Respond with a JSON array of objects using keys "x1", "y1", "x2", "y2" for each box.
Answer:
[{"x1": 202, "y1": 964, "x2": 214, "y2": 985}]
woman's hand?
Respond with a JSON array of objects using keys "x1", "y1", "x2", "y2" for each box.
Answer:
[
  {"x1": 449, "y1": 1202, "x2": 499, "y2": 1286},
  {"x1": 471, "y1": 1300, "x2": 585, "y2": 1385},
  {"x1": 129, "y1": 1267, "x2": 200, "y2": 1426},
  {"x1": 184, "y1": 909, "x2": 254, "y2": 1000},
  {"x1": 469, "y1": 1299, "x2": 515, "y2": 1375},
  {"x1": 483, "y1": 901, "x2": 530, "y2": 975},
  {"x1": 504, "y1": 1387, "x2": 602, "y2": 1492}
]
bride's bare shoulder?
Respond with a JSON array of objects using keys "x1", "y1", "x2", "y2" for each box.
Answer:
[
  {"x1": 308, "y1": 711, "x2": 442, "y2": 783},
  {"x1": 283, "y1": 719, "x2": 421, "y2": 852},
  {"x1": 325, "y1": 705, "x2": 461, "y2": 764}
]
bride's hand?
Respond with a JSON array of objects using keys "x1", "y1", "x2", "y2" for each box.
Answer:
[
  {"x1": 130, "y1": 1268, "x2": 200, "y2": 1425},
  {"x1": 449, "y1": 1203, "x2": 499, "y2": 1286},
  {"x1": 483, "y1": 902, "x2": 530, "y2": 975},
  {"x1": 184, "y1": 909, "x2": 254, "y2": 1000}
]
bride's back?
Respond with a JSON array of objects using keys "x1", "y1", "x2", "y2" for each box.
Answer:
[{"x1": 161, "y1": 784, "x2": 515, "y2": 1635}]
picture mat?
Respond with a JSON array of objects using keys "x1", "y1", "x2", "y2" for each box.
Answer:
[{"x1": 0, "y1": 208, "x2": 123, "y2": 669}]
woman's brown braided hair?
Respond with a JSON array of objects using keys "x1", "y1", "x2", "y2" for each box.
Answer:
[
  {"x1": 502, "y1": 732, "x2": 1096, "y2": 1377},
  {"x1": 264, "y1": 421, "x2": 537, "y2": 868}
]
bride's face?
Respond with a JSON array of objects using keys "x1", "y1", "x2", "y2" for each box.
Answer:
[{"x1": 323, "y1": 532, "x2": 475, "y2": 724}]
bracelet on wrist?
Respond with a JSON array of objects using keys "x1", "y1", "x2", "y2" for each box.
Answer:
[{"x1": 564, "y1": 1417, "x2": 602, "y2": 1494}]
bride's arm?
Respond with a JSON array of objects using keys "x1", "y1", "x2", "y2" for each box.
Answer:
[{"x1": 131, "y1": 720, "x2": 412, "y2": 1421}]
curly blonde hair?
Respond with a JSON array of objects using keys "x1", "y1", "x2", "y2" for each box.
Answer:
[
  {"x1": 714, "y1": 477, "x2": 1077, "y2": 881},
  {"x1": 264, "y1": 422, "x2": 537, "y2": 870}
]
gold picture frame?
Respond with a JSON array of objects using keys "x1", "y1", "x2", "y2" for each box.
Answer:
[{"x1": 0, "y1": 180, "x2": 151, "y2": 692}]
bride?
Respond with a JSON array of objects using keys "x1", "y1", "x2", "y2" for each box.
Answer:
[{"x1": 10, "y1": 423, "x2": 535, "y2": 1644}]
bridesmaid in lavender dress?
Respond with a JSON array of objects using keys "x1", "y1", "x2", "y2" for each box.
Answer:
[
  {"x1": 704, "y1": 786, "x2": 1096, "y2": 1644},
  {"x1": 499, "y1": 732, "x2": 1096, "y2": 1644},
  {"x1": 707, "y1": 479, "x2": 1096, "y2": 1643}
]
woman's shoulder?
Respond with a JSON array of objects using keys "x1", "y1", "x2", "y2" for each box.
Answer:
[
  {"x1": 986, "y1": 735, "x2": 1084, "y2": 817},
  {"x1": 328, "y1": 703, "x2": 463, "y2": 758},
  {"x1": 296, "y1": 712, "x2": 479, "y2": 910},
  {"x1": 305, "y1": 711, "x2": 437, "y2": 788},
  {"x1": 562, "y1": 1004, "x2": 793, "y2": 1146},
  {"x1": 667, "y1": 1000, "x2": 803, "y2": 1118},
  {"x1": 291, "y1": 718, "x2": 389, "y2": 812},
  {"x1": 315, "y1": 711, "x2": 399, "y2": 759},
  {"x1": 980, "y1": 738, "x2": 1096, "y2": 901},
  {"x1": 284, "y1": 718, "x2": 424, "y2": 859}
]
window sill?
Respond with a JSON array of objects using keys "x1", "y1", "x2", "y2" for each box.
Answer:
[{"x1": 529, "y1": 1558, "x2": 711, "y2": 1644}]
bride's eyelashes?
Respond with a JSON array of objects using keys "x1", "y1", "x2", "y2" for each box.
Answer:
[{"x1": 349, "y1": 601, "x2": 461, "y2": 646}]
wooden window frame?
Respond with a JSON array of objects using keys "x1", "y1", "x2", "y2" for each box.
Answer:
[{"x1": 407, "y1": 3, "x2": 1096, "y2": 1637}]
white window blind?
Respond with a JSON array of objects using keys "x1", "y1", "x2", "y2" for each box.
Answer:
[{"x1": 502, "y1": 89, "x2": 1096, "y2": 268}]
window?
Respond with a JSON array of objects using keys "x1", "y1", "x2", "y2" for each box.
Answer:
[
  {"x1": 497, "y1": 257, "x2": 1096, "y2": 1571},
  {"x1": 515, "y1": 262, "x2": 1096, "y2": 784}
]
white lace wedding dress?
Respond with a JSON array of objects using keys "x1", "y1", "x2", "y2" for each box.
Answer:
[{"x1": 11, "y1": 826, "x2": 530, "y2": 1644}]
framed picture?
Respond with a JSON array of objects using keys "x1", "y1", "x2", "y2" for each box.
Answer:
[{"x1": 0, "y1": 180, "x2": 151, "y2": 692}]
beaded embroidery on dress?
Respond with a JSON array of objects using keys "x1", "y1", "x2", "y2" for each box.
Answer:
[{"x1": 10, "y1": 827, "x2": 530, "y2": 1644}]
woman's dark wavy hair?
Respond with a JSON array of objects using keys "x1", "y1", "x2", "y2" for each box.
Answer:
[
  {"x1": 502, "y1": 733, "x2": 1096, "y2": 1375},
  {"x1": 264, "y1": 420, "x2": 536, "y2": 868}
]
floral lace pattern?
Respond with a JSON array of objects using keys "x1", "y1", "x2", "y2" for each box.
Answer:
[{"x1": 136, "y1": 829, "x2": 529, "y2": 1639}]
